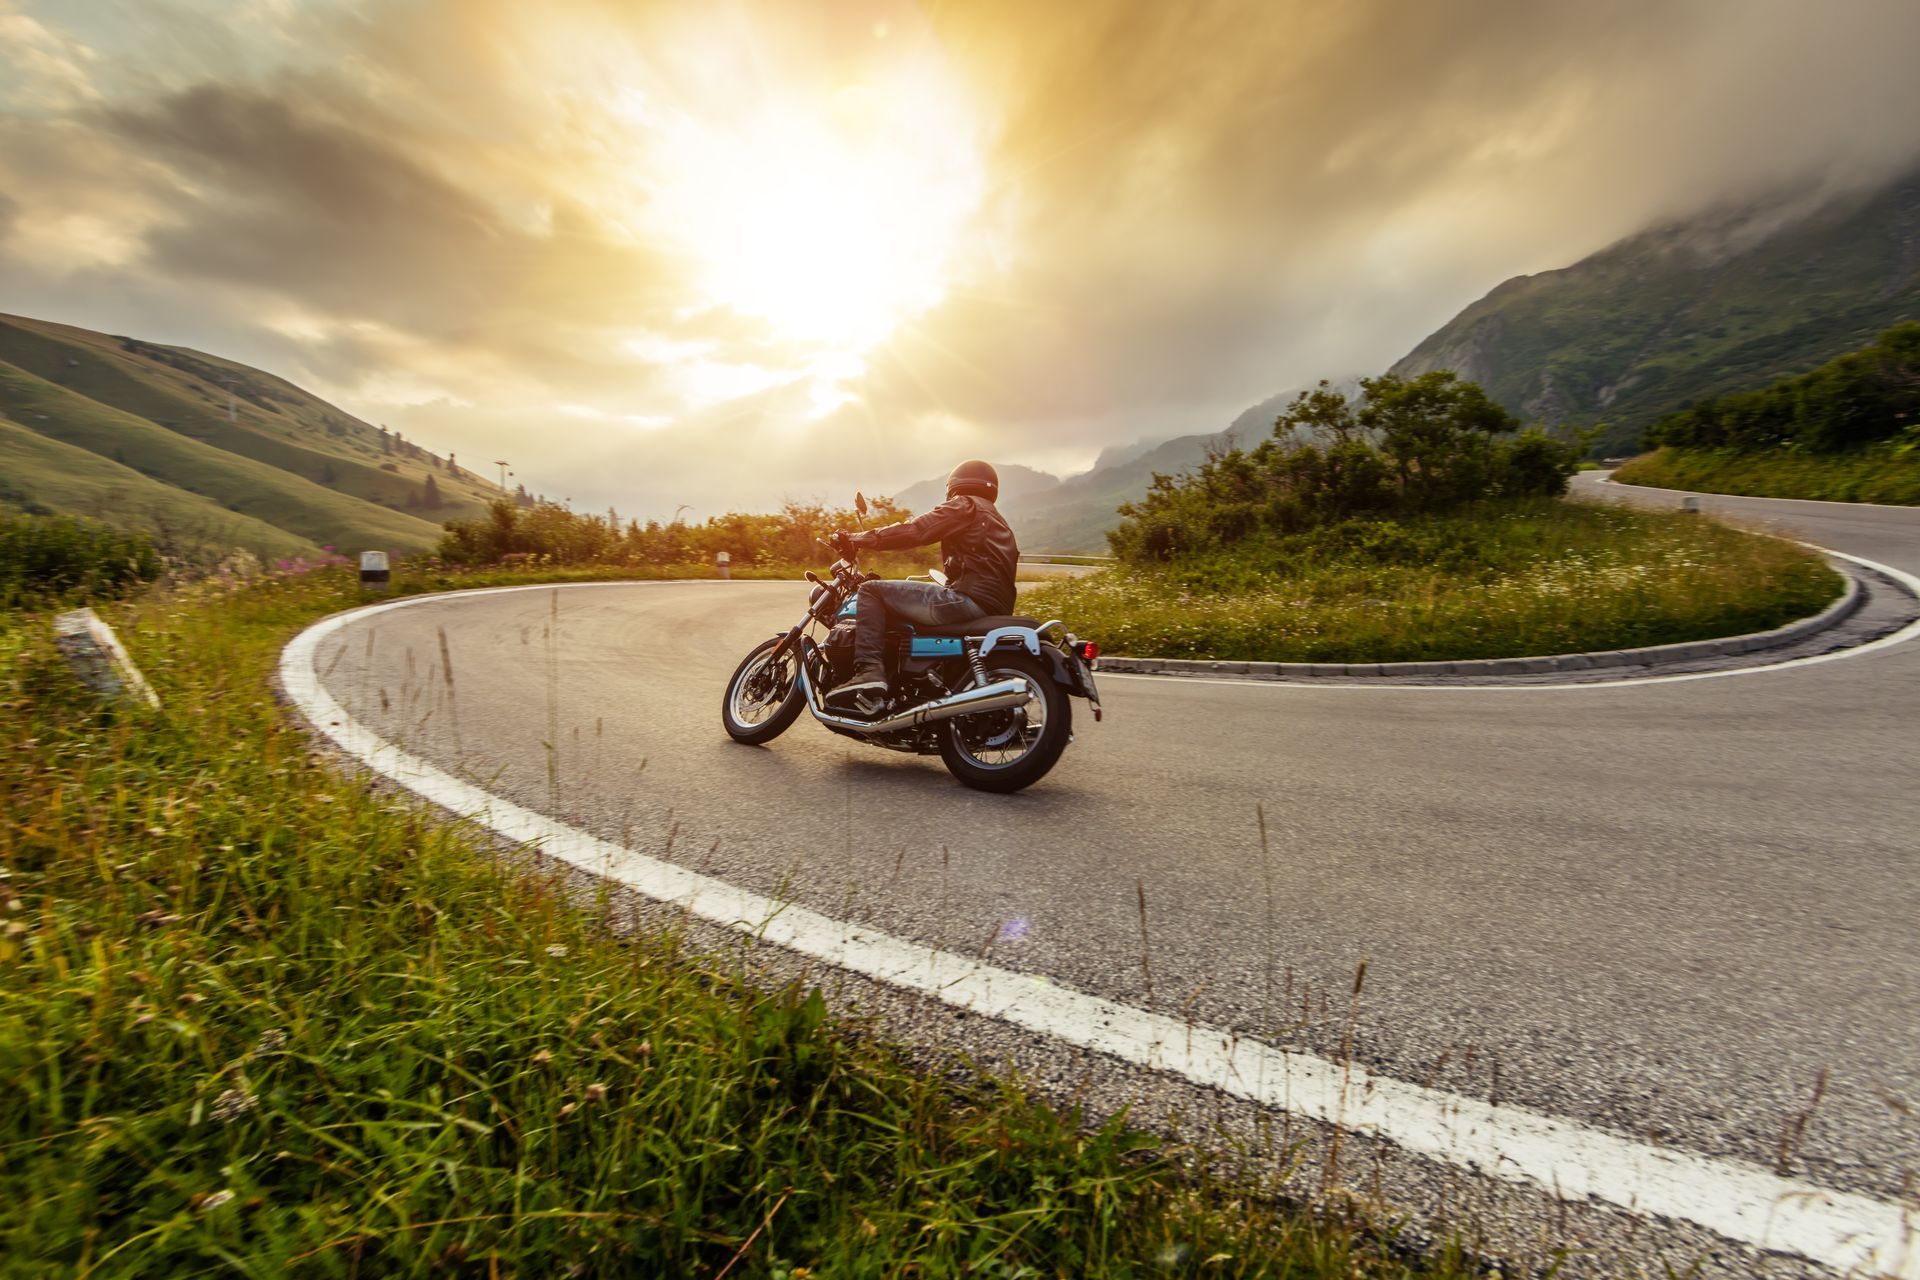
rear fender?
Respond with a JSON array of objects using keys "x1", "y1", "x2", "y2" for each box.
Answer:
[
  {"x1": 980, "y1": 626, "x2": 1096, "y2": 705},
  {"x1": 979, "y1": 625, "x2": 1040, "y2": 657}
]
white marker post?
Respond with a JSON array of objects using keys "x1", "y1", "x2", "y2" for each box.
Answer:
[
  {"x1": 53, "y1": 609, "x2": 160, "y2": 710},
  {"x1": 716, "y1": 551, "x2": 731, "y2": 580},
  {"x1": 359, "y1": 550, "x2": 391, "y2": 593},
  {"x1": 1681, "y1": 495, "x2": 1702, "y2": 514}
]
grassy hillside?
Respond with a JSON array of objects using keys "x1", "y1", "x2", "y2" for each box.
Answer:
[
  {"x1": 1614, "y1": 446, "x2": 1920, "y2": 505},
  {"x1": 0, "y1": 314, "x2": 505, "y2": 555},
  {"x1": 1392, "y1": 168, "x2": 1920, "y2": 452},
  {"x1": 0, "y1": 417, "x2": 314, "y2": 562},
  {"x1": 0, "y1": 362, "x2": 446, "y2": 554}
]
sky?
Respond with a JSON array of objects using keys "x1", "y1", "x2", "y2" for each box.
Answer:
[{"x1": 5, "y1": 0, "x2": 1920, "y2": 519}]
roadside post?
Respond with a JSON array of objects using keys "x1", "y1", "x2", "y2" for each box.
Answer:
[
  {"x1": 1680, "y1": 495, "x2": 1701, "y2": 514},
  {"x1": 716, "y1": 551, "x2": 731, "y2": 580},
  {"x1": 360, "y1": 550, "x2": 392, "y2": 593},
  {"x1": 53, "y1": 609, "x2": 161, "y2": 710}
]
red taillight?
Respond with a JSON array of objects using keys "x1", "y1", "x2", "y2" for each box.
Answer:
[{"x1": 1079, "y1": 641, "x2": 1099, "y2": 662}]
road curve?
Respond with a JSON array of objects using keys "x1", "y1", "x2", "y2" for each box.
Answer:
[{"x1": 296, "y1": 479, "x2": 1920, "y2": 1273}]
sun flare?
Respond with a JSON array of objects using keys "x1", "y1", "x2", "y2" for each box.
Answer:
[{"x1": 642, "y1": 59, "x2": 991, "y2": 358}]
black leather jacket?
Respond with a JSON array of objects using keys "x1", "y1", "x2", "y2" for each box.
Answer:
[{"x1": 854, "y1": 494, "x2": 1019, "y2": 615}]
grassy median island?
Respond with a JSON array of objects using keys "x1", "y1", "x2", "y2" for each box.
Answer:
[
  {"x1": 1022, "y1": 499, "x2": 1838, "y2": 663},
  {"x1": 0, "y1": 565, "x2": 1479, "y2": 1278},
  {"x1": 1020, "y1": 372, "x2": 1840, "y2": 664}
]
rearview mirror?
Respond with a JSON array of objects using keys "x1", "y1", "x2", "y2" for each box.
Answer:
[{"x1": 854, "y1": 491, "x2": 869, "y2": 518}]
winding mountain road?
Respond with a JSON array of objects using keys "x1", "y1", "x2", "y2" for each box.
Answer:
[{"x1": 287, "y1": 474, "x2": 1920, "y2": 1276}]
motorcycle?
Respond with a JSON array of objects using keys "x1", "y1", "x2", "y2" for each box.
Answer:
[{"x1": 719, "y1": 520, "x2": 1102, "y2": 793}]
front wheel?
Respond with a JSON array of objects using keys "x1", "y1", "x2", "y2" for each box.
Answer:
[
  {"x1": 938, "y1": 651, "x2": 1072, "y2": 793},
  {"x1": 721, "y1": 637, "x2": 806, "y2": 745}
]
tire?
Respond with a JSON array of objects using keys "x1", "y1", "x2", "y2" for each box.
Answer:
[
  {"x1": 721, "y1": 637, "x2": 806, "y2": 745},
  {"x1": 938, "y1": 650, "x2": 1072, "y2": 793}
]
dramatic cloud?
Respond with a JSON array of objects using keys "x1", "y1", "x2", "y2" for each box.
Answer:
[{"x1": 4, "y1": 0, "x2": 1920, "y2": 516}]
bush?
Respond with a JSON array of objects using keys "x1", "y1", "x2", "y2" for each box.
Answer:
[
  {"x1": 1645, "y1": 321, "x2": 1920, "y2": 454},
  {"x1": 437, "y1": 497, "x2": 916, "y2": 570},
  {"x1": 1109, "y1": 373, "x2": 1583, "y2": 562},
  {"x1": 0, "y1": 514, "x2": 161, "y2": 610}
]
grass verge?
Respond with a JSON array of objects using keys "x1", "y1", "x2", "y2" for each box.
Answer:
[
  {"x1": 0, "y1": 566, "x2": 1476, "y2": 1278},
  {"x1": 1613, "y1": 446, "x2": 1920, "y2": 506},
  {"x1": 1021, "y1": 498, "x2": 1839, "y2": 663}
]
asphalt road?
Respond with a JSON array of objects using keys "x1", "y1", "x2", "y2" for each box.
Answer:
[{"x1": 306, "y1": 476, "x2": 1920, "y2": 1265}]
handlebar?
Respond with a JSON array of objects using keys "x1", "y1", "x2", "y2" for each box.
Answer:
[{"x1": 817, "y1": 534, "x2": 859, "y2": 561}]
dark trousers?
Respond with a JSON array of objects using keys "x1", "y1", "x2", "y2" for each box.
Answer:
[{"x1": 853, "y1": 580, "x2": 986, "y2": 677}]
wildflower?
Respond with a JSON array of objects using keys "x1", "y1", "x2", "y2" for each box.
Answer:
[
  {"x1": 530, "y1": 1049, "x2": 553, "y2": 1067},
  {"x1": 584, "y1": 1082, "x2": 608, "y2": 1104},
  {"x1": 544, "y1": 944, "x2": 568, "y2": 958},
  {"x1": 253, "y1": 1029, "x2": 288, "y2": 1055},
  {"x1": 197, "y1": 1189, "x2": 236, "y2": 1213},
  {"x1": 210, "y1": 1086, "x2": 257, "y2": 1125}
]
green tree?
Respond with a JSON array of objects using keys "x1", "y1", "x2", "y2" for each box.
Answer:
[{"x1": 1358, "y1": 371, "x2": 1520, "y2": 510}]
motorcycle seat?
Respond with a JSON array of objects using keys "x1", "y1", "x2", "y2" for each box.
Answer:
[{"x1": 912, "y1": 614, "x2": 1042, "y2": 638}]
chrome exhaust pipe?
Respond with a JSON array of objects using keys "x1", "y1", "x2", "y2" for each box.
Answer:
[{"x1": 804, "y1": 675, "x2": 1032, "y2": 736}]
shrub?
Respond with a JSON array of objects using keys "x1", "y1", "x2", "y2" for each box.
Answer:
[
  {"x1": 0, "y1": 514, "x2": 161, "y2": 609},
  {"x1": 436, "y1": 497, "x2": 915, "y2": 569},
  {"x1": 1109, "y1": 373, "x2": 1583, "y2": 562}
]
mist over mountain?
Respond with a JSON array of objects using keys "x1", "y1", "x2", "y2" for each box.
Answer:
[{"x1": 1392, "y1": 167, "x2": 1920, "y2": 453}]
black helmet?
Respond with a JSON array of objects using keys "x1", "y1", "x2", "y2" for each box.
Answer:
[{"x1": 946, "y1": 459, "x2": 999, "y2": 502}]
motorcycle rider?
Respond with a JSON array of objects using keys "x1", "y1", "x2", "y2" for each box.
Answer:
[{"x1": 827, "y1": 459, "x2": 1019, "y2": 716}]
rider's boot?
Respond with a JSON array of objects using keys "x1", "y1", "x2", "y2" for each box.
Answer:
[{"x1": 827, "y1": 664, "x2": 888, "y2": 717}]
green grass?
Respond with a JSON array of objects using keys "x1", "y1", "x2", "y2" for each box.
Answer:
[
  {"x1": 0, "y1": 514, "x2": 160, "y2": 610},
  {"x1": 0, "y1": 569, "x2": 1481, "y2": 1278},
  {"x1": 0, "y1": 317, "x2": 496, "y2": 529},
  {"x1": 0, "y1": 417, "x2": 317, "y2": 564},
  {"x1": 0, "y1": 362, "x2": 446, "y2": 556},
  {"x1": 1613, "y1": 446, "x2": 1920, "y2": 506},
  {"x1": 1022, "y1": 499, "x2": 1839, "y2": 663}
]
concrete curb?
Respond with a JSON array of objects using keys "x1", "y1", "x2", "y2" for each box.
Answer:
[{"x1": 1095, "y1": 557, "x2": 1866, "y2": 682}]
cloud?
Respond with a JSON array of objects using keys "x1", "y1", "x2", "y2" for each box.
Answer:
[{"x1": 4, "y1": 0, "x2": 1920, "y2": 517}]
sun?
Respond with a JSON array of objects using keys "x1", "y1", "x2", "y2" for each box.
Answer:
[{"x1": 644, "y1": 63, "x2": 991, "y2": 356}]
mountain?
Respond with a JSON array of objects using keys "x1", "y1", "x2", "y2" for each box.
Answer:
[
  {"x1": 894, "y1": 377, "x2": 1364, "y2": 553},
  {"x1": 0, "y1": 313, "x2": 502, "y2": 558},
  {"x1": 1001, "y1": 433, "x2": 1225, "y2": 553},
  {"x1": 1391, "y1": 168, "x2": 1920, "y2": 453},
  {"x1": 893, "y1": 433, "x2": 1227, "y2": 554},
  {"x1": 891, "y1": 462, "x2": 1064, "y2": 517},
  {"x1": 893, "y1": 380, "x2": 1365, "y2": 553}
]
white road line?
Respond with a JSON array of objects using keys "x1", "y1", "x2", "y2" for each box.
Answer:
[
  {"x1": 281, "y1": 586, "x2": 1919, "y2": 1279},
  {"x1": 1102, "y1": 546, "x2": 1920, "y2": 692}
]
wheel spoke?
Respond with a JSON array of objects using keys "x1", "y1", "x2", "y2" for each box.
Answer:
[{"x1": 952, "y1": 671, "x2": 1045, "y2": 768}]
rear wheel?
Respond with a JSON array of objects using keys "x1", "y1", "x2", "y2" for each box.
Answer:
[
  {"x1": 938, "y1": 651, "x2": 1071, "y2": 793},
  {"x1": 721, "y1": 637, "x2": 805, "y2": 745}
]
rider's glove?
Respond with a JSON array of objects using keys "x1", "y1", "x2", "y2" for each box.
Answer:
[{"x1": 830, "y1": 529, "x2": 857, "y2": 556}]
